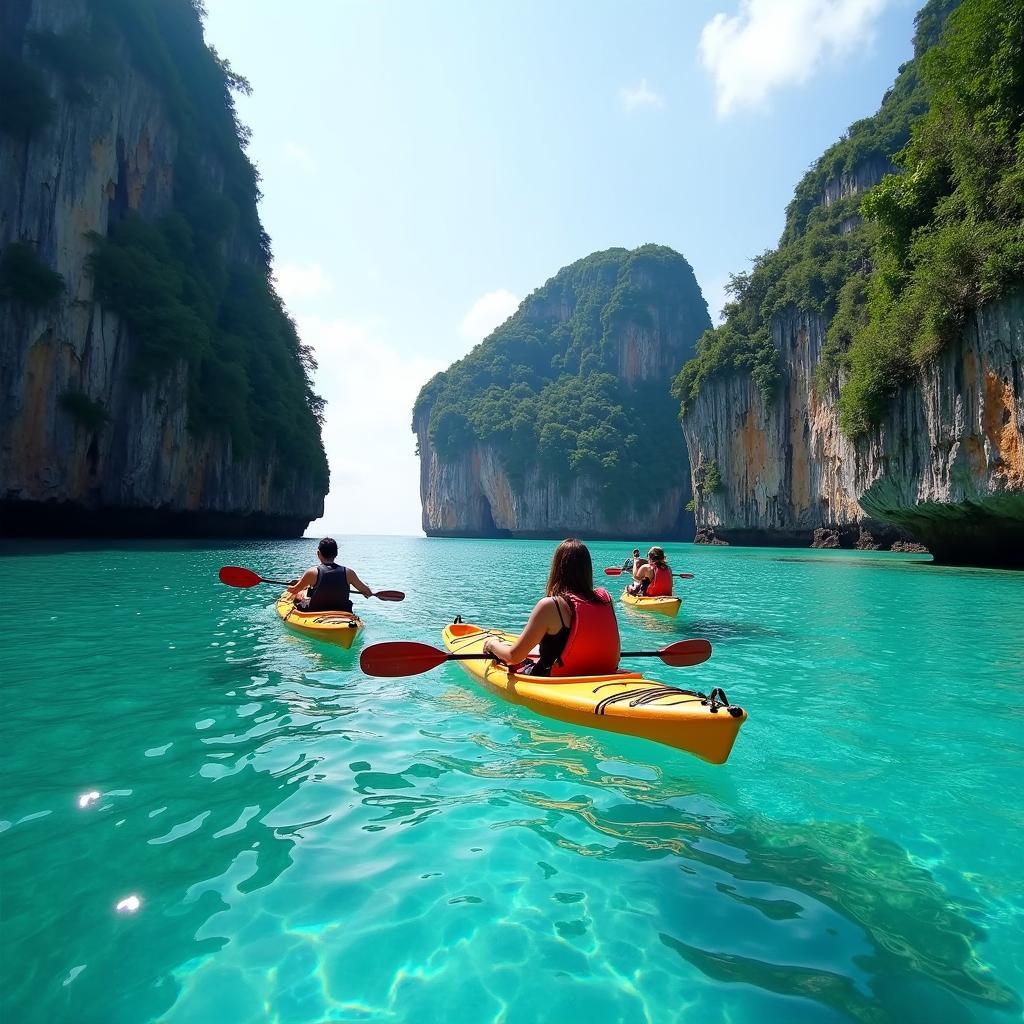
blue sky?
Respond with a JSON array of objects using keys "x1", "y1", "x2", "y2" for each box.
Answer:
[{"x1": 201, "y1": 0, "x2": 923, "y2": 536}]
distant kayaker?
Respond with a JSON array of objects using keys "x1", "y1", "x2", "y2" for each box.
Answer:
[
  {"x1": 482, "y1": 537, "x2": 620, "y2": 676},
  {"x1": 288, "y1": 537, "x2": 373, "y2": 613},
  {"x1": 628, "y1": 546, "x2": 673, "y2": 597},
  {"x1": 621, "y1": 548, "x2": 645, "y2": 572}
]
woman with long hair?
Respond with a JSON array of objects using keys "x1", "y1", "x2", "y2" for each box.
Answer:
[
  {"x1": 482, "y1": 538, "x2": 620, "y2": 676},
  {"x1": 628, "y1": 546, "x2": 673, "y2": 597}
]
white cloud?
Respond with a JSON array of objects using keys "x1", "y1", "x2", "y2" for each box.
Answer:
[
  {"x1": 459, "y1": 288, "x2": 520, "y2": 342},
  {"x1": 273, "y1": 262, "x2": 333, "y2": 305},
  {"x1": 298, "y1": 316, "x2": 443, "y2": 536},
  {"x1": 700, "y1": 0, "x2": 890, "y2": 117},
  {"x1": 283, "y1": 140, "x2": 317, "y2": 171},
  {"x1": 618, "y1": 79, "x2": 666, "y2": 112}
]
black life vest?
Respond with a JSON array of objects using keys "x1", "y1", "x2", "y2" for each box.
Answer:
[{"x1": 302, "y1": 563, "x2": 352, "y2": 612}]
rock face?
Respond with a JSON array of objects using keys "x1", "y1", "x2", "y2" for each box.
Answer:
[
  {"x1": 857, "y1": 294, "x2": 1024, "y2": 565},
  {"x1": 414, "y1": 435, "x2": 688, "y2": 539},
  {"x1": 0, "y1": 0, "x2": 326, "y2": 537},
  {"x1": 414, "y1": 246, "x2": 709, "y2": 539},
  {"x1": 683, "y1": 287, "x2": 1024, "y2": 566}
]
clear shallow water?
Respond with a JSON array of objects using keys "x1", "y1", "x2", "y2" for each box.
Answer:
[{"x1": 1, "y1": 537, "x2": 1022, "y2": 1024}]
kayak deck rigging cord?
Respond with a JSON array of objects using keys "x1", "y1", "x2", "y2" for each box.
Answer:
[{"x1": 593, "y1": 682, "x2": 741, "y2": 717}]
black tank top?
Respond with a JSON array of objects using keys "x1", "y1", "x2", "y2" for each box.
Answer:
[
  {"x1": 532, "y1": 598, "x2": 570, "y2": 677},
  {"x1": 302, "y1": 563, "x2": 352, "y2": 613}
]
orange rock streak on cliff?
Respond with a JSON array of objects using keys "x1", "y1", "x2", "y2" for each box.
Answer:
[{"x1": 983, "y1": 371, "x2": 1024, "y2": 488}]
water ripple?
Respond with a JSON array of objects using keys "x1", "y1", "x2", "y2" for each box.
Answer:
[{"x1": 1, "y1": 538, "x2": 1021, "y2": 1023}]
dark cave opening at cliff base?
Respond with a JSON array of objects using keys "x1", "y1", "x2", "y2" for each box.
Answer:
[
  {"x1": 892, "y1": 506, "x2": 1024, "y2": 570},
  {"x1": 698, "y1": 517, "x2": 1024, "y2": 571},
  {"x1": 422, "y1": 500, "x2": 512, "y2": 540},
  {"x1": 0, "y1": 500, "x2": 315, "y2": 540},
  {"x1": 478, "y1": 500, "x2": 510, "y2": 540}
]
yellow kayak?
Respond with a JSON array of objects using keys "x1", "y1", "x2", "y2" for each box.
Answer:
[
  {"x1": 441, "y1": 622, "x2": 745, "y2": 764},
  {"x1": 622, "y1": 591, "x2": 682, "y2": 618},
  {"x1": 275, "y1": 592, "x2": 364, "y2": 649}
]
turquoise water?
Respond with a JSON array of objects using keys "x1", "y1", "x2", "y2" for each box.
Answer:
[{"x1": 1, "y1": 537, "x2": 1022, "y2": 1024}]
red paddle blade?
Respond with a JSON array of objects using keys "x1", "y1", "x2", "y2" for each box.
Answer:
[
  {"x1": 659, "y1": 638, "x2": 712, "y2": 667},
  {"x1": 374, "y1": 590, "x2": 405, "y2": 602},
  {"x1": 360, "y1": 641, "x2": 448, "y2": 677},
  {"x1": 219, "y1": 566, "x2": 263, "y2": 588},
  {"x1": 604, "y1": 567, "x2": 624, "y2": 576}
]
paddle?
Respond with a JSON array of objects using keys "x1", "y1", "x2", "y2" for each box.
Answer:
[
  {"x1": 360, "y1": 638, "x2": 712, "y2": 677},
  {"x1": 218, "y1": 566, "x2": 405, "y2": 601},
  {"x1": 604, "y1": 567, "x2": 694, "y2": 580}
]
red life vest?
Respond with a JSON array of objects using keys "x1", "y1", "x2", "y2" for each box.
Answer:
[
  {"x1": 646, "y1": 564, "x2": 673, "y2": 597},
  {"x1": 551, "y1": 588, "x2": 620, "y2": 676}
]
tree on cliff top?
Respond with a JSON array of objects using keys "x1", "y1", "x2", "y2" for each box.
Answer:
[{"x1": 414, "y1": 245, "x2": 710, "y2": 515}]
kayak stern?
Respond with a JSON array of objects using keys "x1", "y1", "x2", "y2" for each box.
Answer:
[
  {"x1": 275, "y1": 592, "x2": 364, "y2": 649},
  {"x1": 621, "y1": 591, "x2": 682, "y2": 618}
]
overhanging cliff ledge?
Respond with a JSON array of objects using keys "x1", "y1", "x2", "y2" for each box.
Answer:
[
  {"x1": 0, "y1": 0, "x2": 328, "y2": 537},
  {"x1": 413, "y1": 245, "x2": 710, "y2": 539}
]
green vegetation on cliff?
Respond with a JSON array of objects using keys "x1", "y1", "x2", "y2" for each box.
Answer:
[
  {"x1": 59, "y1": 391, "x2": 110, "y2": 432},
  {"x1": 673, "y1": 1, "x2": 955, "y2": 420},
  {"x1": 0, "y1": 2, "x2": 326, "y2": 489},
  {"x1": 0, "y1": 242, "x2": 65, "y2": 307},
  {"x1": 28, "y1": 24, "x2": 118, "y2": 103},
  {"x1": 675, "y1": 0, "x2": 1022, "y2": 438},
  {"x1": 75, "y1": 0, "x2": 327, "y2": 487},
  {"x1": 0, "y1": 56, "x2": 56, "y2": 135},
  {"x1": 415, "y1": 246, "x2": 709, "y2": 512},
  {"x1": 89, "y1": 0, "x2": 267, "y2": 259},
  {"x1": 839, "y1": 0, "x2": 1024, "y2": 434}
]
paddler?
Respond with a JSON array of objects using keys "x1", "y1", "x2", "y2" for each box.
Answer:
[
  {"x1": 482, "y1": 538, "x2": 620, "y2": 676},
  {"x1": 288, "y1": 537, "x2": 373, "y2": 613},
  {"x1": 628, "y1": 546, "x2": 673, "y2": 597},
  {"x1": 621, "y1": 548, "x2": 644, "y2": 572}
]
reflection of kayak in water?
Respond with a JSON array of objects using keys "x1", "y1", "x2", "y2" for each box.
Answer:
[
  {"x1": 441, "y1": 621, "x2": 745, "y2": 764},
  {"x1": 622, "y1": 591, "x2": 682, "y2": 618},
  {"x1": 275, "y1": 591, "x2": 364, "y2": 649}
]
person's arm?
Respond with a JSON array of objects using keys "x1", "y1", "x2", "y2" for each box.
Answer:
[
  {"x1": 483, "y1": 599, "x2": 560, "y2": 665},
  {"x1": 347, "y1": 568, "x2": 373, "y2": 598},
  {"x1": 288, "y1": 568, "x2": 317, "y2": 596},
  {"x1": 632, "y1": 561, "x2": 646, "y2": 581}
]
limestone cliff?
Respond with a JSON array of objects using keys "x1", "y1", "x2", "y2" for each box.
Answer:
[
  {"x1": 683, "y1": 292, "x2": 1024, "y2": 564},
  {"x1": 0, "y1": 0, "x2": 327, "y2": 537},
  {"x1": 414, "y1": 246, "x2": 709, "y2": 538},
  {"x1": 676, "y1": 0, "x2": 1024, "y2": 567},
  {"x1": 414, "y1": 430, "x2": 688, "y2": 539}
]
